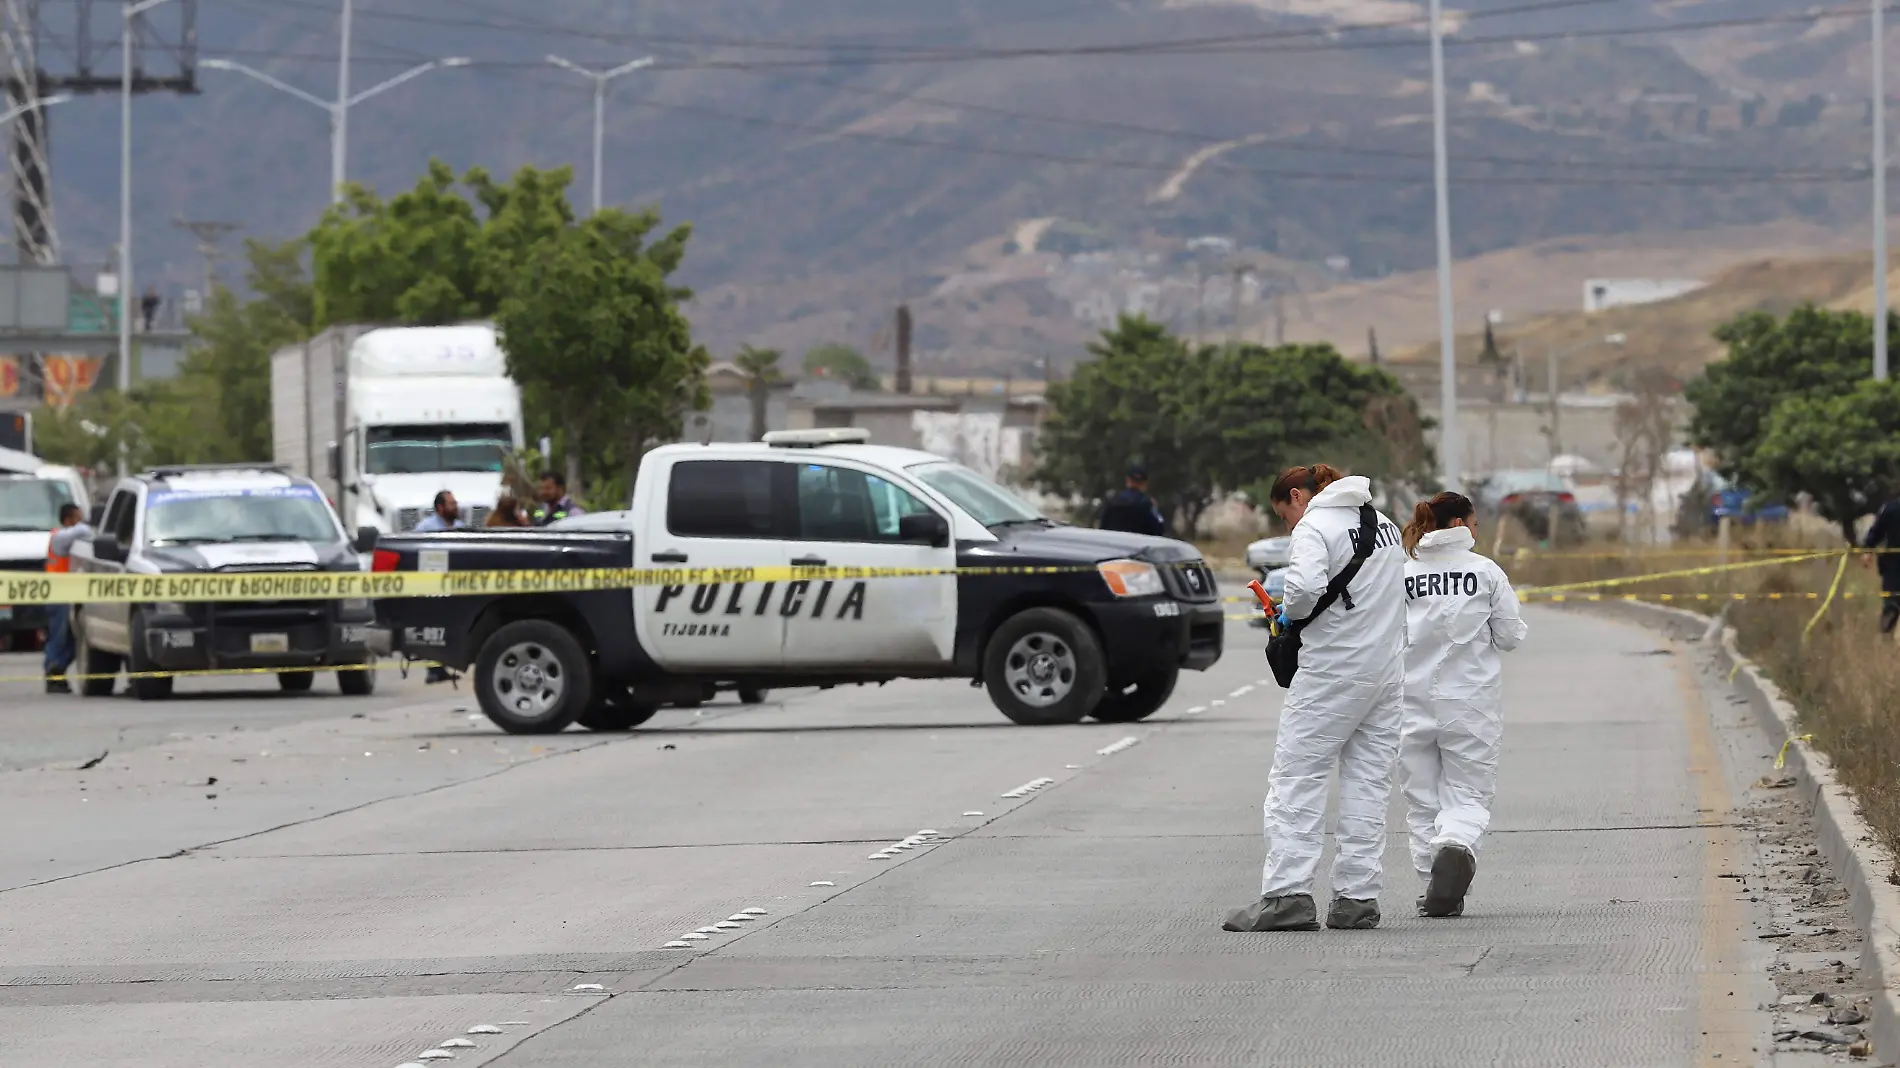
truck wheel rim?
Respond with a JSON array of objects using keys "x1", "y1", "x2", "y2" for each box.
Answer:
[
  {"x1": 494, "y1": 642, "x2": 565, "y2": 719},
  {"x1": 1004, "y1": 632, "x2": 1075, "y2": 708}
]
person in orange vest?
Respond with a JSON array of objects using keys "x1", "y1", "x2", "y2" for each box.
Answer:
[{"x1": 44, "y1": 502, "x2": 92, "y2": 694}]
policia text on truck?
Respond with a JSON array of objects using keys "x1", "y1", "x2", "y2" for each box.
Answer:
[{"x1": 372, "y1": 429, "x2": 1226, "y2": 733}]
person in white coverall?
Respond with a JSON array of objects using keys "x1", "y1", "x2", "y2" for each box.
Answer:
[
  {"x1": 1399, "y1": 491, "x2": 1528, "y2": 918},
  {"x1": 1224, "y1": 465, "x2": 1408, "y2": 933}
]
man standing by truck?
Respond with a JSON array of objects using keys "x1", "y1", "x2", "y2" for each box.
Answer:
[
  {"x1": 43, "y1": 502, "x2": 91, "y2": 693},
  {"x1": 1100, "y1": 465, "x2": 1166, "y2": 537},
  {"x1": 531, "y1": 471, "x2": 585, "y2": 527}
]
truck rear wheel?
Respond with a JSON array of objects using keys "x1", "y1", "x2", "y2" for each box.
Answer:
[
  {"x1": 127, "y1": 611, "x2": 173, "y2": 702},
  {"x1": 577, "y1": 682, "x2": 659, "y2": 732},
  {"x1": 474, "y1": 620, "x2": 594, "y2": 735},
  {"x1": 336, "y1": 660, "x2": 377, "y2": 696},
  {"x1": 1090, "y1": 663, "x2": 1179, "y2": 723},
  {"x1": 983, "y1": 607, "x2": 1105, "y2": 726}
]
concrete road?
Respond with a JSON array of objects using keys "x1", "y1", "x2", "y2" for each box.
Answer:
[{"x1": 0, "y1": 608, "x2": 1822, "y2": 1066}]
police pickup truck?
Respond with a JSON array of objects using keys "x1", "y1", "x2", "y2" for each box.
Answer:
[{"x1": 372, "y1": 429, "x2": 1225, "y2": 732}]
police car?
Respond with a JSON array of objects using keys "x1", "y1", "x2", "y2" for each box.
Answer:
[
  {"x1": 68, "y1": 465, "x2": 383, "y2": 699},
  {"x1": 372, "y1": 429, "x2": 1226, "y2": 732}
]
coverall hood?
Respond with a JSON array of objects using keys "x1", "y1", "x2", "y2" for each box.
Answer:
[
  {"x1": 1306, "y1": 475, "x2": 1373, "y2": 512},
  {"x1": 1416, "y1": 526, "x2": 1476, "y2": 554}
]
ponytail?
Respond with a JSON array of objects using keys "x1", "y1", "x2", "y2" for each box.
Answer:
[
  {"x1": 1402, "y1": 491, "x2": 1475, "y2": 558},
  {"x1": 1269, "y1": 463, "x2": 1347, "y2": 504}
]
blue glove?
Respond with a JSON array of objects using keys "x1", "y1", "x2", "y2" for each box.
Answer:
[{"x1": 1274, "y1": 604, "x2": 1288, "y2": 627}]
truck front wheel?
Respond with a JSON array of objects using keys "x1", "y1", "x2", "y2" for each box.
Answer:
[
  {"x1": 1089, "y1": 663, "x2": 1179, "y2": 722},
  {"x1": 474, "y1": 620, "x2": 594, "y2": 735},
  {"x1": 983, "y1": 607, "x2": 1105, "y2": 725}
]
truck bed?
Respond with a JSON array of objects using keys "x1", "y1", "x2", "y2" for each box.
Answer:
[{"x1": 371, "y1": 530, "x2": 650, "y2": 677}]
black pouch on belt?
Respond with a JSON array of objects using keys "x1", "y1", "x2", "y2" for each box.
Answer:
[{"x1": 1266, "y1": 503, "x2": 1377, "y2": 689}]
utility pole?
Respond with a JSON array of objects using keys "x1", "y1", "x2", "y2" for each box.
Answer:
[
  {"x1": 1876, "y1": 0, "x2": 1889, "y2": 380},
  {"x1": 1545, "y1": 346, "x2": 1563, "y2": 546},
  {"x1": 1193, "y1": 264, "x2": 1209, "y2": 348},
  {"x1": 1428, "y1": 0, "x2": 1460, "y2": 489},
  {"x1": 172, "y1": 217, "x2": 239, "y2": 298},
  {"x1": 894, "y1": 303, "x2": 913, "y2": 394}
]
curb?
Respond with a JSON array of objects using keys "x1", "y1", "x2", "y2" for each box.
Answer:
[{"x1": 1604, "y1": 599, "x2": 1900, "y2": 1061}]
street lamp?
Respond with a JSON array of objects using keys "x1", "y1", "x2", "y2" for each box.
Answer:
[
  {"x1": 0, "y1": 93, "x2": 69, "y2": 128},
  {"x1": 546, "y1": 54, "x2": 655, "y2": 214},
  {"x1": 1544, "y1": 332, "x2": 1626, "y2": 543},
  {"x1": 201, "y1": 55, "x2": 471, "y2": 205},
  {"x1": 1428, "y1": 0, "x2": 1459, "y2": 490},
  {"x1": 120, "y1": 0, "x2": 180, "y2": 475}
]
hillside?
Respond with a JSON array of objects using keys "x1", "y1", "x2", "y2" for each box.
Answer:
[
  {"x1": 29, "y1": 0, "x2": 1897, "y2": 371},
  {"x1": 1384, "y1": 249, "x2": 1896, "y2": 390}
]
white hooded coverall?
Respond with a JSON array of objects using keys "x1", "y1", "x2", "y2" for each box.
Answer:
[
  {"x1": 1261, "y1": 476, "x2": 1408, "y2": 901},
  {"x1": 1400, "y1": 525, "x2": 1529, "y2": 880}
]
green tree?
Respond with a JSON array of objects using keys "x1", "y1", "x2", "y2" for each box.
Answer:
[
  {"x1": 802, "y1": 342, "x2": 880, "y2": 390},
  {"x1": 1752, "y1": 379, "x2": 1900, "y2": 542},
  {"x1": 734, "y1": 345, "x2": 783, "y2": 441},
  {"x1": 1685, "y1": 305, "x2": 1880, "y2": 489},
  {"x1": 495, "y1": 212, "x2": 708, "y2": 500}
]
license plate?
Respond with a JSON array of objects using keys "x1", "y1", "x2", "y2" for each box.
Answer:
[
  {"x1": 159, "y1": 629, "x2": 195, "y2": 649},
  {"x1": 1152, "y1": 601, "x2": 1181, "y2": 618},
  {"x1": 250, "y1": 632, "x2": 290, "y2": 654}
]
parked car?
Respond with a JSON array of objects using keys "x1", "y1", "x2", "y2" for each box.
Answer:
[
  {"x1": 1471, "y1": 469, "x2": 1586, "y2": 543},
  {"x1": 1244, "y1": 534, "x2": 1291, "y2": 572},
  {"x1": 1705, "y1": 472, "x2": 1789, "y2": 527}
]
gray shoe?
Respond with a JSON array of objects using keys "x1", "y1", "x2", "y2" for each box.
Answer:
[
  {"x1": 1223, "y1": 893, "x2": 1320, "y2": 932},
  {"x1": 1326, "y1": 896, "x2": 1381, "y2": 930},
  {"x1": 1422, "y1": 844, "x2": 1476, "y2": 918},
  {"x1": 1416, "y1": 894, "x2": 1464, "y2": 918}
]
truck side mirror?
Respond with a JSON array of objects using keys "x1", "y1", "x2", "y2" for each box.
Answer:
[
  {"x1": 353, "y1": 526, "x2": 379, "y2": 553},
  {"x1": 92, "y1": 534, "x2": 124, "y2": 563},
  {"x1": 326, "y1": 442, "x2": 341, "y2": 483},
  {"x1": 899, "y1": 512, "x2": 950, "y2": 548}
]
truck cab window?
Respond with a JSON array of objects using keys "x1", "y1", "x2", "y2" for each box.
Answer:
[
  {"x1": 795, "y1": 465, "x2": 932, "y2": 542},
  {"x1": 667, "y1": 460, "x2": 779, "y2": 539},
  {"x1": 363, "y1": 424, "x2": 510, "y2": 475},
  {"x1": 109, "y1": 491, "x2": 137, "y2": 545},
  {"x1": 0, "y1": 478, "x2": 71, "y2": 532}
]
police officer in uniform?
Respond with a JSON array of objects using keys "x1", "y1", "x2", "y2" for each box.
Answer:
[
  {"x1": 1099, "y1": 465, "x2": 1166, "y2": 536},
  {"x1": 531, "y1": 471, "x2": 586, "y2": 527}
]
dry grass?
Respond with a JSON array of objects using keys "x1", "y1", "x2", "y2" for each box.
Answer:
[{"x1": 1507, "y1": 539, "x2": 1900, "y2": 864}]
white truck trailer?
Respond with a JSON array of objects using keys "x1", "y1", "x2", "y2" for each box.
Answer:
[{"x1": 270, "y1": 323, "x2": 526, "y2": 533}]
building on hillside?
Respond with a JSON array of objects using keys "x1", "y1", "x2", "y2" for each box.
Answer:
[{"x1": 1582, "y1": 278, "x2": 1706, "y2": 312}]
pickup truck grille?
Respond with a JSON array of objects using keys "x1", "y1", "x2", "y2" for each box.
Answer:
[{"x1": 1163, "y1": 561, "x2": 1218, "y2": 603}]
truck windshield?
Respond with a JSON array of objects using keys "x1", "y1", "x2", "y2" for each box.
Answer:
[
  {"x1": 908, "y1": 462, "x2": 1045, "y2": 527},
  {"x1": 364, "y1": 424, "x2": 510, "y2": 475},
  {"x1": 146, "y1": 486, "x2": 341, "y2": 546},
  {"x1": 0, "y1": 478, "x2": 73, "y2": 532}
]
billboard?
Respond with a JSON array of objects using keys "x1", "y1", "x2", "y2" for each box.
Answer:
[
  {"x1": 0, "y1": 356, "x2": 17, "y2": 399},
  {"x1": 41, "y1": 355, "x2": 102, "y2": 408}
]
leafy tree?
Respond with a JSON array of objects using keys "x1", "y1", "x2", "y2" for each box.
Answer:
[
  {"x1": 1752, "y1": 379, "x2": 1900, "y2": 542},
  {"x1": 1685, "y1": 305, "x2": 1879, "y2": 490},
  {"x1": 495, "y1": 212, "x2": 708, "y2": 499},
  {"x1": 734, "y1": 345, "x2": 783, "y2": 441},
  {"x1": 803, "y1": 342, "x2": 880, "y2": 390}
]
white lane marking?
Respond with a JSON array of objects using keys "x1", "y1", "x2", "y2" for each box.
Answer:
[
  {"x1": 466, "y1": 1026, "x2": 503, "y2": 1035},
  {"x1": 740, "y1": 907, "x2": 768, "y2": 915},
  {"x1": 1184, "y1": 706, "x2": 1207, "y2": 715},
  {"x1": 1096, "y1": 736, "x2": 1140, "y2": 756},
  {"x1": 1001, "y1": 776, "x2": 1056, "y2": 798},
  {"x1": 714, "y1": 920, "x2": 743, "y2": 928},
  {"x1": 416, "y1": 1051, "x2": 456, "y2": 1061},
  {"x1": 1229, "y1": 685, "x2": 1254, "y2": 698},
  {"x1": 440, "y1": 1039, "x2": 476, "y2": 1049},
  {"x1": 1211, "y1": 699, "x2": 1225, "y2": 707},
  {"x1": 810, "y1": 880, "x2": 836, "y2": 887},
  {"x1": 679, "y1": 933, "x2": 709, "y2": 941},
  {"x1": 662, "y1": 941, "x2": 693, "y2": 949},
  {"x1": 869, "y1": 853, "x2": 892, "y2": 860},
  {"x1": 1257, "y1": 678, "x2": 1271, "y2": 686},
  {"x1": 571, "y1": 984, "x2": 606, "y2": 992},
  {"x1": 726, "y1": 914, "x2": 758, "y2": 922},
  {"x1": 964, "y1": 811, "x2": 985, "y2": 816}
]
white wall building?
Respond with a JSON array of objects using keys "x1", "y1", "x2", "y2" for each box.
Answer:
[{"x1": 1582, "y1": 278, "x2": 1706, "y2": 312}]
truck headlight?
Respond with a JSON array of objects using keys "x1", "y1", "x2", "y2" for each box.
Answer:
[
  {"x1": 1097, "y1": 559, "x2": 1165, "y2": 598},
  {"x1": 151, "y1": 601, "x2": 188, "y2": 617}
]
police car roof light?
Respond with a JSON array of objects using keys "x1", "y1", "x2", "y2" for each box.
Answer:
[
  {"x1": 762, "y1": 428, "x2": 871, "y2": 448},
  {"x1": 142, "y1": 463, "x2": 291, "y2": 479}
]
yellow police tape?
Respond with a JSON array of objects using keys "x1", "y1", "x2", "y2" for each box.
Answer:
[
  {"x1": 1, "y1": 562, "x2": 1123, "y2": 607},
  {"x1": 1510, "y1": 550, "x2": 1838, "y2": 595}
]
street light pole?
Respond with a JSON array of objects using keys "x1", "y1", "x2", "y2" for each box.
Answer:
[
  {"x1": 1876, "y1": 0, "x2": 1889, "y2": 380},
  {"x1": 121, "y1": 0, "x2": 176, "y2": 474},
  {"x1": 546, "y1": 55, "x2": 655, "y2": 214},
  {"x1": 335, "y1": 0, "x2": 351, "y2": 205},
  {"x1": 202, "y1": 56, "x2": 471, "y2": 207},
  {"x1": 1429, "y1": 0, "x2": 1459, "y2": 490}
]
